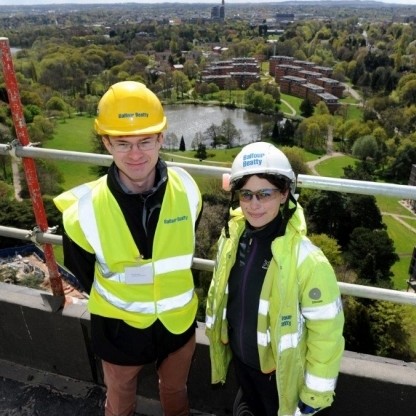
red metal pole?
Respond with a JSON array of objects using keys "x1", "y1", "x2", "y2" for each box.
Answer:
[{"x1": 0, "y1": 37, "x2": 64, "y2": 298}]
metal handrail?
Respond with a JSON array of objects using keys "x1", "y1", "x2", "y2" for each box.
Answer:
[
  {"x1": 2, "y1": 143, "x2": 416, "y2": 199},
  {"x1": 1, "y1": 143, "x2": 416, "y2": 305},
  {"x1": 1, "y1": 224, "x2": 416, "y2": 306}
]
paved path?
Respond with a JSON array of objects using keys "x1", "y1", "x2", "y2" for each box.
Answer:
[
  {"x1": 280, "y1": 98, "x2": 296, "y2": 116},
  {"x1": 382, "y1": 212, "x2": 416, "y2": 235}
]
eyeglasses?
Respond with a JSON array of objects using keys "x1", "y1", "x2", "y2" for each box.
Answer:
[
  {"x1": 109, "y1": 137, "x2": 158, "y2": 153},
  {"x1": 237, "y1": 188, "x2": 280, "y2": 202}
]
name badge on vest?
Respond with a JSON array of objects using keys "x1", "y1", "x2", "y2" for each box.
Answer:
[{"x1": 125, "y1": 264, "x2": 154, "y2": 285}]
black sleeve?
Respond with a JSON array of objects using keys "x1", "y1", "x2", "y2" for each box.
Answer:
[{"x1": 62, "y1": 231, "x2": 95, "y2": 294}]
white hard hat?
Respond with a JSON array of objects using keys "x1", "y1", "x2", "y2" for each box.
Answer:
[{"x1": 230, "y1": 142, "x2": 296, "y2": 193}]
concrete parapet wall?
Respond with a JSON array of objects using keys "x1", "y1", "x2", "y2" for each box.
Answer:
[{"x1": 1, "y1": 282, "x2": 415, "y2": 415}]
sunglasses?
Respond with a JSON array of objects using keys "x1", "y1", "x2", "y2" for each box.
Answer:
[{"x1": 237, "y1": 188, "x2": 280, "y2": 202}]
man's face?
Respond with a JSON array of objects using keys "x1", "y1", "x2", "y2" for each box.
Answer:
[{"x1": 103, "y1": 133, "x2": 163, "y2": 193}]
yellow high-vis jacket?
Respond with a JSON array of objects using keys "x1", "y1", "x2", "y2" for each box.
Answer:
[{"x1": 205, "y1": 203, "x2": 345, "y2": 416}]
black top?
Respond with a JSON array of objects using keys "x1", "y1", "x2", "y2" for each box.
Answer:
[
  {"x1": 62, "y1": 160, "x2": 196, "y2": 366},
  {"x1": 226, "y1": 214, "x2": 282, "y2": 370}
]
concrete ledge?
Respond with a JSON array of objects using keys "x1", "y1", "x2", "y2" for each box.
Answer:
[
  {"x1": 1, "y1": 283, "x2": 416, "y2": 415},
  {"x1": 341, "y1": 350, "x2": 416, "y2": 386}
]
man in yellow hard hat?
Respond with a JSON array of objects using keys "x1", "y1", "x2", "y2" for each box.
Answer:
[{"x1": 54, "y1": 81, "x2": 202, "y2": 416}]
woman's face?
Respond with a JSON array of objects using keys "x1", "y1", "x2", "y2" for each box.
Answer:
[{"x1": 238, "y1": 175, "x2": 288, "y2": 229}]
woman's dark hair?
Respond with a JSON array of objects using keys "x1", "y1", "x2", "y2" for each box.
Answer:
[{"x1": 233, "y1": 173, "x2": 291, "y2": 193}]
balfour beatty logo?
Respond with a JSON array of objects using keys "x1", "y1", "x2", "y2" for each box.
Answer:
[
  {"x1": 164, "y1": 215, "x2": 188, "y2": 224},
  {"x1": 243, "y1": 152, "x2": 265, "y2": 167},
  {"x1": 281, "y1": 315, "x2": 292, "y2": 327},
  {"x1": 118, "y1": 112, "x2": 149, "y2": 118}
]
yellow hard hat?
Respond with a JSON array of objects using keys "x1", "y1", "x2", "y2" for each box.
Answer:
[{"x1": 94, "y1": 81, "x2": 167, "y2": 136}]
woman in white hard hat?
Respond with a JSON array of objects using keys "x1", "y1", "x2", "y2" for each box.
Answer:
[{"x1": 205, "y1": 142, "x2": 344, "y2": 416}]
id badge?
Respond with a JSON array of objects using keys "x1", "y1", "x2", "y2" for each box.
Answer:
[{"x1": 124, "y1": 264, "x2": 153, "y2": 284}]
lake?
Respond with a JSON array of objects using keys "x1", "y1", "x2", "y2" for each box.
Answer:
[{"x1": 164, "y1": 104, "x2": 273, "y2": 149}]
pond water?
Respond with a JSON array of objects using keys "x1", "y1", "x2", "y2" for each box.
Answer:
[
  {"x1": 164, "y1": 104, "x2": 273, "y2": 149},
  {"x1": 10, "y1": 47, "x2": 22, "y2": 55}
]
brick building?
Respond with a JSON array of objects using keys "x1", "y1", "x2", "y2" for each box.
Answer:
[
  {"x1": 269, "y1": 55, "x2": 294, "y2": 76},
  {"x1": 201, "y1": 57, "x2": 260, "y2": 90},
  {"x1": 271, "y1": 55, "x2": 344, "y2": 112},
  {"x1": 280, "y1": 75, "x2": 340, "y2": 113}
]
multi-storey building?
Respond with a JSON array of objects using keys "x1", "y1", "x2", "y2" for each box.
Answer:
[
  {"x1": 201, "y1": 57, "x2": 260, "y2": 90},
  {"x1": 211, "y1": 0, "x2": 225, "y2": 21},
  {"x1": 271, "y1": 55, "x2": 345, "y2": 112}
]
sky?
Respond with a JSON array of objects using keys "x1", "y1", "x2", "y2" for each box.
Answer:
[{"x1": 0, "y1": 0, "x2": 416, "y2": 5}]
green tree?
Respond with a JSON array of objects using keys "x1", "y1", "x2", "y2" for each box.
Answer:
[
  {"x1": 271, "y1": 121, "x2": 279, "y2": 144},
  {"x1": 303, "y1": 191, "x2": 351, "y2": 248},
  {"x1": 220, "y1": 118, "x2": 241, "y2": 148},
  {"x1": 164, "y1": 132, "x2": 178, "y2": 151},
  {"x1": 384, "y1": 145, "x2": 416, "y2": 184},
  {"x1": 195, "y1": 143, "x2": 207, "y2": 160},
  {"x1": 179, "y1": 136, "x2": 186, "y2": 152},
  {"x1": 172, "y1": 71, "x2": 191, "y2": 99},
  {"x1": 346, "y1": 227, "x2": 399, "y2": 286},
  {"x1": 309, "y1": 233, "x2": 343, "y2": 267},
  {"x1": 19, "y1": 159, "x2": 64, "y2": 198},
  {"x1": 299, "y1": 98, "x2": 314, "y2": 117},
  {"x1": 348, "y1": 194, "x2": 384, "y2": 231},
  {"x1": 368, "y1": 301, "x2": 416, "y2": 361},
  {"x1": 351, "y1": 135, "x2": 378, "y2": 160}
]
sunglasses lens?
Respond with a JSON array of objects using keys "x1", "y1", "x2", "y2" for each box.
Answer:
[
  {"x1": 238, "y1": 190, "x2": 253, "y2": 201},
  {"x1": 238, "y1": 189, "x2": 279, "y2": 202},
  {"x1": 257, "y1": 190, "x2": 273, "y2": 200}
]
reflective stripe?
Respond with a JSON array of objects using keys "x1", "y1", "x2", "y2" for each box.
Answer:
[
  {"x1": 259, "y1": 299, "x2": 268, "y2": 316},
  {"x1": 305, "y1": 372, "x2": 337, "y2": 392},
  {"x1": 78, "y1": 189, "x2": 111, "y2": 276},
  {"x1": 206, "y1": 314, "x2": 214, "y2": 328},
  {"x1": 157, "y1": 289, "x2": 194, "y2": 313},
  {"x1": 278, "y1": 307, "x2": 304, "y2": 353},
  {"x1": 93, "y1": 279, "x2": 155, "y2": 313},
  {"x1": 170, "y1": 167, "x2": 199, "y2": 226},
  {"x1": 104, "y1": 254, "x2": 193, "y2": 283},
  {"x1": 278, "y1": 332, "x2": 299, "y2": 353},
  {"x1": 154, "y1": 254, "x2": 192, "y2": 274},
  {"x1": 297, "y1": 238, "x2": 320, "y2": 268},
  {"x1": 302, "y1": 297, "x2": 343, "y2": 320},
  {"x1": 71, "y1": 183, "x2": 92, "y2": 199},
  {"x1": 257, "y1": 329, "x2": 271, "y2": 347},
  {"x1": 222, "y1": 307, "x2": 227, "y2": 320},
  {"x1": 93, "y1": 279, "x2": 194, "y2": 314}
]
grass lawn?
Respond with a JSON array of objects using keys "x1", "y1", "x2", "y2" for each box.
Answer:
[
  {"x1": 343, "y1": 104, "x2": 363, "y2": 120},
  {"x1": 280, "y1": 93, "x2": 303, "y2": 114},
  {"x1": 383, "y1": 215, "x2": 415, "y2": 289},
  {"x1": 46, "y1": 116, "x2": 97, "y2": 189},
  {"x1": 314, "y1": 155, "x2": 356, "y2": 177}
]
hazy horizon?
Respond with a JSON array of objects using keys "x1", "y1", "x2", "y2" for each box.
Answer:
[{"x1": 1, "y1": 0, "x2": 416, "y2": 5}]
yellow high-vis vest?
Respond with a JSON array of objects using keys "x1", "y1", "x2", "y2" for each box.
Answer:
[{"x1": 54, "y1": 167, "x2": 202, "y2": 334}]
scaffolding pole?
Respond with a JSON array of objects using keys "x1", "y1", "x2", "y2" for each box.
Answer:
[{"x1": 0, "y1": 37, "x2": 64, "y2": 299}]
